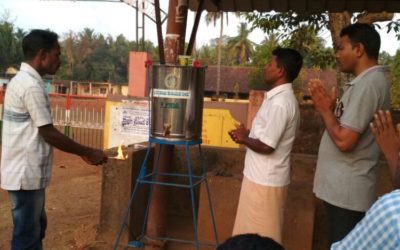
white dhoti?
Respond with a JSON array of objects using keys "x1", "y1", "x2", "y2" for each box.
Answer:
[{"x1": 232, "y1": 176, "x2": 288, "y2": 244}]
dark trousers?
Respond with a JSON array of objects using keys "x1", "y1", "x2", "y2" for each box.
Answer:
[{"x1": 324, "y1": 201, "x2": 365, "y2": 246}]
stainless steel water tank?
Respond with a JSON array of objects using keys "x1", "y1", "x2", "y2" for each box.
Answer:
[{"x1": 150, "y1": 64, "x2": 205, "y2": 141}]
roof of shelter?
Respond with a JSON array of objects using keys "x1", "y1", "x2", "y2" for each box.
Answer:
[{"x1": 188, "y1": 0, "x2": 400, "y2": 12}]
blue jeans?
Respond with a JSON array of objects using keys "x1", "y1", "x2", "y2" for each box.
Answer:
[{"x1": 8, "y1": 189, "x2": 47, "y2": 250}]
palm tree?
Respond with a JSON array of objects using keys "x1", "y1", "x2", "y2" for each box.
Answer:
[
  {"x1": 287, "y1": 25, "x2": 335, "y2": 68},
  {"x1": 62, "y1": 31, "x2": 76, "y2": 78},
  {"x1": 205, "y1": 11, "x2": 228, "y2": 98},
  {"x1": 227, "y1": 23, "x2": 255, "y2": 64},
  {"x1": 251, "y1": 33, "x2": 281, "y2": 67}
]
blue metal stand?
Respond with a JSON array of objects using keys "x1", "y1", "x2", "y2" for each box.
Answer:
[{"x1": 113, "y1": 137, "x2": 219, "y2": 249}]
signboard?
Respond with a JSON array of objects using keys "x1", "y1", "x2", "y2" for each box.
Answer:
[
  {"x1": 103, "y1": 99, "x2": 150, "y2": 149},
  {"x1": 120, "y1": 106, "x2": 149, "y2": 134},
  {"x1": 152, "y1": 88, "x2": 191, "y2": 99}
]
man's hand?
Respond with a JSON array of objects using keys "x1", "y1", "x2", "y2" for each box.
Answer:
[
  {"x1": 38, "y1": 124, "x2": 108, "y2": 166},
  {"x1": 308, "y1": 78, "x2": 337, "y2": 113},
  {"x1": 228, "y1": 123, "x2": 250, "y2": 144},
  {"x1": 81, "y1": 148, "x2": 108, "y2": 166},
  {"x1": 370, "y1": 110, "x2": 400, "y2": 181},
  {"x1": 307, "y1": 79, "x2": 360, "y2": 152}
]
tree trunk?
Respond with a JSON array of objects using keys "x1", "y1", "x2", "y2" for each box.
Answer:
[
  {"x1": 328, "y1": 12, "x2": 351, "y2": 52},
  {"x1": 216, "y1": 14, "x2": 223, "y2": 97},
  {"x1": 357, "y1": 12, "x2": 394, "y2": 24},
  {"x1": 328, "y1": 12, "x2": 351, "y2": 92}
]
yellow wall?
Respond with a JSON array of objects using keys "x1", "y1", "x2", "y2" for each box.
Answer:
[{"x1": 202, "y1": 109, "x2": 240, "y2": 148}]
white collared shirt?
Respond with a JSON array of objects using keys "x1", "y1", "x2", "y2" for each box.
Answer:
[
  {"x1": 1, "y1": 62, "x2": 53, "y2": 190},
  {"x1": 243, "y1": 83, "x2": 300, "y2": 187}
]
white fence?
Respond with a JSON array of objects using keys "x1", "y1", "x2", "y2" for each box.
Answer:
[{"x1": 51, "y1": 105, "x2": 104, "y2": 149}]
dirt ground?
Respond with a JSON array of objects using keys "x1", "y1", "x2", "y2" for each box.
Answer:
[
  {"x1": 0, "y1": 149, "x2": 318, "y2": 250},
  {"x1": 0, "y1": 149, "x2": 102, "y2": 250},
  {"x1": 0, "y1": 148, "x2": 215, "y2": 250},
  {"x1": 0, "y1": 148, "x2": 392, "y2": 250}
]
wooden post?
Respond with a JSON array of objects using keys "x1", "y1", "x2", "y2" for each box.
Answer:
[{"x1": 164, "y1": 0, "x2": 188, "y2": 62}]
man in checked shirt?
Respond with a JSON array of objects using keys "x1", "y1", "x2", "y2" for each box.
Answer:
[
  {"x1": 1, "y1": 29, "x2": 107, "y2": 250},
  {"x1": 331, "y1": 110, "x2": 400, "y2": 250}
]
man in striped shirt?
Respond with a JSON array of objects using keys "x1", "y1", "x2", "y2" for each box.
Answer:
[{"x1": 0, "y1": 29, "x2": 107, "y2": 250}]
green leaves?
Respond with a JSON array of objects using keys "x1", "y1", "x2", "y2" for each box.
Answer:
[
  {"x1": 226, "y1": 23, "x2": 255, "y2": 65},
  {"x1": 244, "y1": 11, "x2": 329, "y2": 37},
  {"x1": 0, "y1": 14, "x2": 23, "y2": 71},
  {"x1": 57, "y1": 29, "x2": 157, "y2": 83},
  {"x1": 1, "y1": 8, "x2": 159, "y2": 83}
]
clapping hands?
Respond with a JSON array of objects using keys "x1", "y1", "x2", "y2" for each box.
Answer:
[
  {"x1": 308, "y1": 78, "x2": 337, "y2": 113},
  {"x1": 229, "y1": 123, "x2": 250, "y2": 144},
  {"x1": 370, "y1": 110, "x2": 400, "y2": 180}
]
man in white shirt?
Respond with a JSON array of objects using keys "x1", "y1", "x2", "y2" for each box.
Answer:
[
  {"x1": 1, "y1": 29, "x2": 107, "y2": 250},
  {"x1": 229, "y1": 48, "x2": 303, "y2": 244}
]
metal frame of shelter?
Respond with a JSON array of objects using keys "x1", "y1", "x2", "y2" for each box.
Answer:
[{"x1": 42, "y1": 0, "x2": 168, "y2": 51}]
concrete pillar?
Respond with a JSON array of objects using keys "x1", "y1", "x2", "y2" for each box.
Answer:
[
  {"x1": 128, "y1": 52, "x2": 151, "y2": 97},
  {"x1": 97, "y1": 146, "x2": 153, "y2": 248}
]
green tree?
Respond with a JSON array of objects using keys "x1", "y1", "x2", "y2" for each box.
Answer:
[
  {"x1": 0, "y1": 14, "x2": 158, "y2": 84},
  {"x1": 58, "y1": 31, "x2": 76, "y2": 79},
  {"x1": 13, "y1": 28, "x2": 25, "y2": 64},
  {"x1": 227, "y1": 23, "x2": 255, "y2": 65},
  {"x1": 251, "y1": 33, "x2": 280, "y2": 66},
  {"x1": 248, "y1": 34, "x2": 281, "y2": 89},
  {"x1": 0, "y1": 13, "x2": 21, "y2": 71},
  {"x1": 379, "y1": 51, "x2": 393, "y2": 65},
  {"x1": 286, "y1": 25, "x2": 335, "y2": 68},
  {"x1": 198, "y1": 35, "x2": 232, "y2": 66},
  {"x1": 198, "y1": 44, "x2": 218, "y2": 65},
  {"x1": 110, "y1": 34, "x2": 131, "y2": 83},
  {"x1": 244, "y1": 11, "x2": 398, "y2": 88},
  {"x1": 244, "y1": 11, "x2": 397, "y2": 52},
  {"x1": 205, "y1": 11, "x2": 226, "y2": 97},
  {"x1": 89, "y1": 34, "x2": 114, "y2": 82}
]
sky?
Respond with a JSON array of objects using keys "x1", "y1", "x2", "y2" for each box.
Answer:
[{"x1": 0, "y1": 0, "x2": 399, "y2": 55}]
